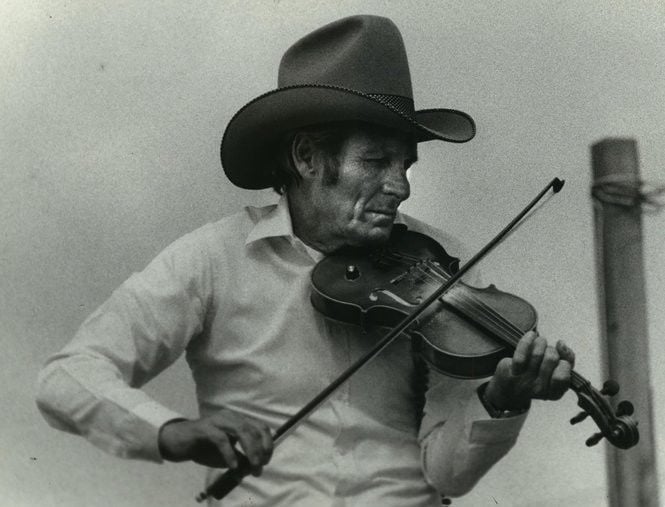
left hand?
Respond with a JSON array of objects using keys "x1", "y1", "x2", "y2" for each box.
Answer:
[{"x1": 484, "y1": 330, "x2": 575, "y2": 410}]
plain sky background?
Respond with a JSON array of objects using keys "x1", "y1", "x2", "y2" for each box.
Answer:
[{"x1": 1, "y1": 1, "x2": 664, "y2": 506}]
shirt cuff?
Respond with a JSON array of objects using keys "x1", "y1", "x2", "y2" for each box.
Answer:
[
  {"x1": 131, "y1": 401, "x2": 187, "y2": 462},
  {"x1": 465, "y1": 392, "x2": 529, "y2": 443}
]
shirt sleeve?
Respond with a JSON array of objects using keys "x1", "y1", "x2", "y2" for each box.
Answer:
[
  {"x1": 417, "y1": 371, "x2": 528, "y2": 497},
  {"x1": 398, "y1": 213, "x2": 528, "y2": 495},
  {"x1": 35, "y1": 229, "x2": 214, "y2": 462}
]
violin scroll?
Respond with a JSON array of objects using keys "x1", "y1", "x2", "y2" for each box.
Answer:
[{"x1": 570, "y1": 377, "x2": 639, "y2": 449}]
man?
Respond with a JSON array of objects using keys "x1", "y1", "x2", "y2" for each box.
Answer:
[{"x1": 37, "y1": 15, "x2": 574, "y2": 506}]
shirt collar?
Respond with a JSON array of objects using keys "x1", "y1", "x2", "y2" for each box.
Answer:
[{"x1": 245, "y1": 194, "x2": 294, "y2": 246}]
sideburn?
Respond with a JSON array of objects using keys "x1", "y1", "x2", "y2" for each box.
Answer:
[{"x1": 321, "y1": 156, "x2": 340, "y2": 186}]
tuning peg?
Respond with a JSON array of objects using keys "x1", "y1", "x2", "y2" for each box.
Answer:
[
  {"x1": 570, "y1": 411, "x2": 589, "y2": 425},
  {"x1": 616, "y1": 400, "x2": 634, "y2": 417},
  {"x1": 586, "y1": 432, "x2": 604, "y2": 447},
  {"x1": 601, "y1": 380, "x2": 620, "y2": 397}
]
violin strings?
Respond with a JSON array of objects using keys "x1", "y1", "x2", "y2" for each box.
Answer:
[
  {"x1": 414, "y1": 263, "x2": 525, "y2": 346},
  {"x1": 376, "y1": 251, "x2": 585, "y2": 387},
  {"x1": 423, "y1": 265, "x2": 586, "y2": 382},
  {"x1": 447, "y1": 292, "x2": 522, "y2": 347},
  {"x1": 377, "y1": 251, "x2": 585, "y2": 387},
  {"x1": 379, "y1": 251, "x2": 521, "y2": 341},
  {"x1": 447, "y1": 285, "x2": 586, "y2": 387},
  {"x1": 377, "y1": 255, "x2": 519, "y2": 345},
  {"x1": 381, "y1": 251, "x2": 536, "y2": 345},
  {"x1": 412, "y1": 263, "x2": 585, "y2": 386}
]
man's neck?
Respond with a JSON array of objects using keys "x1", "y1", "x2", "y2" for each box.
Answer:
[{"x1": 286, "y1": 188, "x2": 343, "y2": 255}]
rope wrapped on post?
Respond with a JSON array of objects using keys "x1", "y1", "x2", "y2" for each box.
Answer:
[{"x1": 592, "y1": 174, "x2": 665, "y2": 212}]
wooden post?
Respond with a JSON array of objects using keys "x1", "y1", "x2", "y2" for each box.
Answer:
[{"x1": 591, "y1": 138, "x2": 660, "y2": 507}]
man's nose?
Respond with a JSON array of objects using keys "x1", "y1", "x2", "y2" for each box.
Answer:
[{"x1": 383, "y1": 163, "x2": 411, "y2": 201}]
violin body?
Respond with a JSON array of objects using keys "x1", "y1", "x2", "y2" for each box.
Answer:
[
  {"x1": 310, "y1": 224, "x2": 638, "y2": 450},
  {"x1": 416, "y1": 285, "x2": 536, "y2": 378},
  {"x1": 310, "y1": 224, "x2": 537, "y2": 378}
]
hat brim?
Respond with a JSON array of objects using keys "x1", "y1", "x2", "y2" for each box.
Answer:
[{"x1": 221, "y1": 85, "x2": 476, "y2": 189}]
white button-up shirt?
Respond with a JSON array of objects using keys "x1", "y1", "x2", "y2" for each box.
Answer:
[{"x1": 37, "y1": 196, "x2": 527, "y2": 506}]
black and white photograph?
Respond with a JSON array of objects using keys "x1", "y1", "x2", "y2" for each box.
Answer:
[{"x1": 2, "y1": 1, "x2": 664, "y2": 506}]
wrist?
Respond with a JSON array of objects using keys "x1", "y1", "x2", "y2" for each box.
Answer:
[
  {"x1": 158, "y1": 418, "x2": 189, "y2": 461},
  {"x1": 478, "y1": 382, "x2": 530, "y2": 418}
]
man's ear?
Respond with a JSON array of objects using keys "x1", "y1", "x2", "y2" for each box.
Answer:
[{"x1": 291, "y1": 133, "x2": 317, "y2": 179}]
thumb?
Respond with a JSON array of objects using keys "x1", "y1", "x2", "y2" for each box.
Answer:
[{"x1": 494, "y1": 357, "x2": 514, "y2": 379}]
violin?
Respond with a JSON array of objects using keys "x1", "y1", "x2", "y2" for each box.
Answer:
[
  {"x1": 310, "y1": 223, "x2": 639, "y2": 449},
  {"x1": 196, "y1": 178, "x2": 638, "y2": 502}
]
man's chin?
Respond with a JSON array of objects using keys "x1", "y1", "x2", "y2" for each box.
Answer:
[{"x1": 349, "y1": 224, "x2": 394, "y2": 247}]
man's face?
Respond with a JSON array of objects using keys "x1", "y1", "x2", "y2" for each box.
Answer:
[{"x1": 306, "y1": 126, "x2": 416, "y2": 248}]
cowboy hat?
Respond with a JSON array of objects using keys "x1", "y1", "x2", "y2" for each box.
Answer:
[{"x1": 221, "y1": 15, "x2": 475, "y2": 189}]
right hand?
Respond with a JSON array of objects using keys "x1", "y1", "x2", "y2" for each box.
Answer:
[{"x1": 158, "y1": 408, "x2": 273, "y2": 475}]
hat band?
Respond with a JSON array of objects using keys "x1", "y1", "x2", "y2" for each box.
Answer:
[{"x1": 366, "y1": 93, "x2": 415, "y2": 117}]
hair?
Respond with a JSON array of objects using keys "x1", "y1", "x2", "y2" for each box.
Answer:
[{"x1": 271, "y1": 122, "x2": 353, "y2": 194}]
